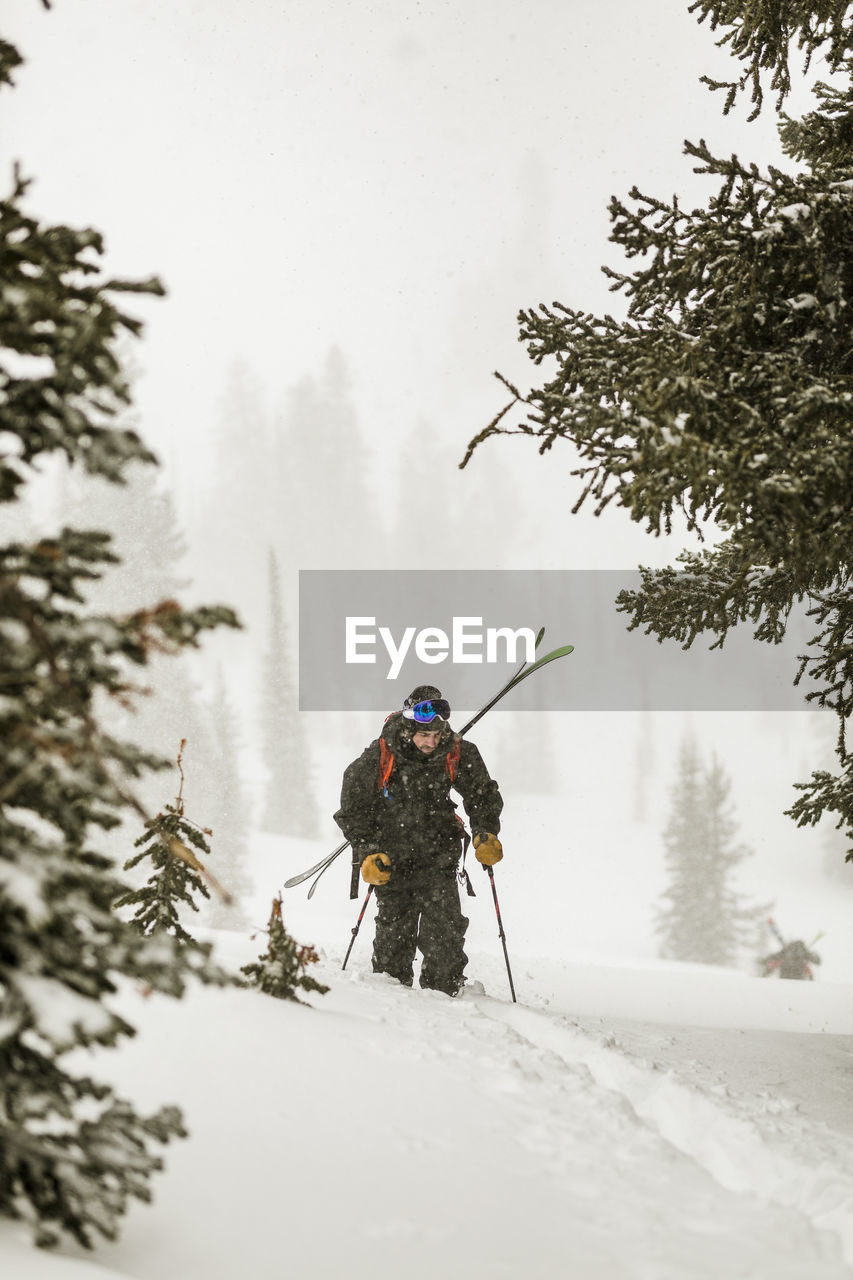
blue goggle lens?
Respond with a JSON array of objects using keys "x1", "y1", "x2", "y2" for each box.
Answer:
[{"x1": 410, "y1": 699, "x2": 450, "y2": 724}]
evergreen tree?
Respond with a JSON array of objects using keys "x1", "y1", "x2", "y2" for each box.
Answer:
[
  {"x1": 56, "y1": 463, "x2": 218, "y2": 830},
  {"x1": 389, "y1": 420, "x2": 469, "y2": 568},
  {"x1": 390, "y1": 417, "x2": 526, "y2": 570},
  {"x1": 273, "y1": 347, "x2": 382, "y2": 572},
  {"x1": 0, "y1": 31, "x2": 238, "y2": 1248},
  {"x1": 463, "y1": 3, "x2": 853, "y2": 865},
  {"x1": 656, "y1": 737, "x2": 767, "y2": 966},
  {"x1": 190, "y1": 359, "x2": 273, "y2": 626},
  {"x1": 656, "y1": 737, "x2": 707, "y2": 961},
  {"x1": 260, "y1": 549, "x2": 319, "y2": 837},
  {"x1": 202, "y1": 669, "x2": 254, "y2": 927},
  {"x1": 57, "y1": 465, "x2": 190, "y2": 614},
  {"x1": 116, "y1": 741, "x2": 234, "y2": 976},
  {"x1": 241, "y1": 895, "x2": 329, "y2": 1003}
]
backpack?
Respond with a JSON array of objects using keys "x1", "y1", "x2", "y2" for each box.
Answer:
[
  {"x1": 373, "y1": 716, "x2": 474, "y2": 896},
  {"x1": 377, "y1": 723, "x2": 461, "y2": 797}
]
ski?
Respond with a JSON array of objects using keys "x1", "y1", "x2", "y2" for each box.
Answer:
[
  {"x1": 767, "y1": 916, "x2": 785, "y2": 947},
  {"x1": 307, "y1": 861, "x2": 336, "y2": 900},
  {"x1": 458, "y1": 639, "x2": 574, "y2": 736},
  {"x1": 283, "y1": 840, "x2": 349, "y2": 890},
  {"x1": 454, "y1": 625, "x2": 544, "y2": 735},
  {"x1": 283, "y1": 627, "x2": 573, "y2": 897},
  {"x1": 767, "y1": 916, "x2": 825, "y2": 950}
]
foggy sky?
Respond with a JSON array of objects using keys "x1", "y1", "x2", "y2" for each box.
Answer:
[{"x1": 1, "y1": 0, "x2": 800, "y2": 558}]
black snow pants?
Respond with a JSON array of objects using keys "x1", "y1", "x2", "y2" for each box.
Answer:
[{"x1": 372, "y1": 872, "x2": 469, "y2": 996}]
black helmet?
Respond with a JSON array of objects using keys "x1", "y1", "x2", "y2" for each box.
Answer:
[{"x1": 401, "y1": 685, "x2": 451, "y2": 728}]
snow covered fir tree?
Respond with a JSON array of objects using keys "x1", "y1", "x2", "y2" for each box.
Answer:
[
  {"x1": 54, "y1": 464, "x2": 214, "y2": 797},
  {"x1": 656, "y1": 737, "x2": 767, "y2": 967},
  {"x1": 201, "y1": 670, "x2": 253, "y2": 928},
  {"x1": 0, "y1": 30, "x2": 239, "y2": 1249},
  {"x1": 463, "y1": 1, "x2": 853, "y2": 869},
  {"x1": 116, "y1": 741, "x2": 234, "y2": 981},
  {"x1": 259, "y1": 549, "x2": 319, "y2": 838},
  {"x1": 241, "y1": 895, "x2": 329, "y2": 1003}
]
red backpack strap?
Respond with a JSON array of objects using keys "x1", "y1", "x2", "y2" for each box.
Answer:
[
  {"x1": 379, "y1": 725, "x2": 458, "y2": 792},
  {"x1": 378, "y1": 736, "x2": 395, "y2": 794},
  {"x1": 445, "y1": 734, "x2": 462, "y2": 783}
]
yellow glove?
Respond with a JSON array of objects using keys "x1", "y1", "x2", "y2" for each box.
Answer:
[
  {"x1": 361, "y1": 852, "x2": 392, "y2": 885},
  {"x1": 473, "y1": 833, "x2": 503, "y2": 866}
]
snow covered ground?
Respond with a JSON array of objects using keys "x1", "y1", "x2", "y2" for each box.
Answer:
[
  {"x1": 5, "y1": 717, "x2": 853, "y2": 1280},
  {"x1": 3, "y1": 850, "x2": 853, "y2": 1280}
]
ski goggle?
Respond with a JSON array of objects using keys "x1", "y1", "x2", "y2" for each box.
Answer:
[{"x1": 403, "y1": 698, "x2": 451, "y2": 725}]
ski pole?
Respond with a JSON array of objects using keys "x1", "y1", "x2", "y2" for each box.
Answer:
[
  {"x1": 767, "y1": 916, "x2": 785, "y2": 947},
  {"x1": 486, "y1": 866, "x2": 516, "y2": 1003},
  {"x1": 341, "y1": 885, "x2": 374, "y2": 971}
]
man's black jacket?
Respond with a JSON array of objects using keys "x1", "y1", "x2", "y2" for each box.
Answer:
[{"x1": 334, "y1": 712, "x2": 503, "y2": 881}]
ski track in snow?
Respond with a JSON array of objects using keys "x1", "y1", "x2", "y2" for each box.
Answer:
[
  {"x1": 4, "y1": 942, "x2": 853, "y2": 1280},
  {"x1": 491, "y1": 1000, "x2": 853, "y2": 1268},
  {"x1": 324, "y1": 966, "x2": 853, "y2": 1279}
]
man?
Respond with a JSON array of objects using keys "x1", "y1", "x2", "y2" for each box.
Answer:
[
  {"x1": 761, "y1": 938, "x2": 821, "y2": 980},
  {"x1": 334, "y1": 685, "x2": 503, "y2": 996}
]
